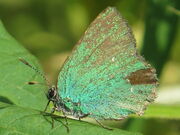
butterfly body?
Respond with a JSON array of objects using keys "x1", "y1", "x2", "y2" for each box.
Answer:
[{"x1": 49, "y1": 7, "x2": 159, "y2": 120}]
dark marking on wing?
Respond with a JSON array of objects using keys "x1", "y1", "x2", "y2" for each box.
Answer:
[{"x1": 126, "y1": 68, "x2": 157, "y2": 85}]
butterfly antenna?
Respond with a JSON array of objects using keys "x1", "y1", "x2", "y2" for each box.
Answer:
[{"x1": 19, "y1": 58, "x2": 51, "y2": 88}]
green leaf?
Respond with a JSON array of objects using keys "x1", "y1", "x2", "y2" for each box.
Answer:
[
  {"x1": 142, "y1": 104, "x2": 180, "y2": 119},
  {"x1": 0, "y1": 21, "x2": 141, "y2": 135},
  {"x1": 0, "y1": 102, "x2": 143, "y2": 135},
  {"x1": 129, "y1": 104, "x2": 180, "y2": 120},
  {"x1": 0, "y1": 20, "x2": 47, "y2": 111}
]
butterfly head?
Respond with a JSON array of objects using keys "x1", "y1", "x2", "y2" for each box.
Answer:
[{"x1": 47, "y1": 85, "x2": 58, "y2": 102}]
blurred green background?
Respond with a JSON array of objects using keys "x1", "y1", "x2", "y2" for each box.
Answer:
[{"x1": 0, "y1": 0, "x2": 179, "y2": 135}]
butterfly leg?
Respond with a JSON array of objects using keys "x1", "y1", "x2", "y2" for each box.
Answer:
[
  {"x1": 62, "y1": 111, "x2": 68, "y2": 125},
  {"x1": 49, "y1": 107, "x2": 60, "y2": 128},
  {"x1": 95, "y1": 119, "x2": 113, "y2": 130},
  {"x1": 49, "y1": 107, "x2": 56, "y2": 128},
  {"x1": 44, "y1": 100, "x2": 50, "y2": 112},
  {"x1": 43, "y1": 100, "x2": 55, "y2": 128},
  {"x1": 50, "y1": 107, "x2": 69, "y2": 132},
  {"x1": 78, "y1": 113, "x2": 90, "y2": 121},
  {"x1": 53, "y1": 116, "x2": 70, "y2": 133}
]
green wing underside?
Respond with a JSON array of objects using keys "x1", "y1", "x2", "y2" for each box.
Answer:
[{"x1": 57, "y1": 7, "x2": 158, "y2": 119}]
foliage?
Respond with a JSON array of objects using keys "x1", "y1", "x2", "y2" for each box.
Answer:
[{"x1": 0, "y1": 0, "x2": 179, "y2": 135}]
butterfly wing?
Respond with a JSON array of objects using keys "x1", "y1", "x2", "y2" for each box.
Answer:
[{"x1": 57, "y1": 7, "x2": 158, "y2": 119}]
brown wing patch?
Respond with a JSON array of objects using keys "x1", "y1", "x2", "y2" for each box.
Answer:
[{"x1": 126, "y1": 68, "x2": 158, "y2": 85}]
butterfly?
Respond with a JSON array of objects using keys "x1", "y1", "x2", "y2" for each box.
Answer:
[{"x1": 20, "y1": 7, "x2": 158, "y2": 130}]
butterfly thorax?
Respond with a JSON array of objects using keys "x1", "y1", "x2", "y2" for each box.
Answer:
[
  {"x1": 58, "y1": 98, "x2": 87, "y2": 118},
  {"x1": 47, "y1": 86, "x2": 87, "y2": 118}
]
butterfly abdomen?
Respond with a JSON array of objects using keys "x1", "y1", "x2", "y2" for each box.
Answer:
[{"x1": 58, "y1": 98, "x2": 89, "y2": 118}]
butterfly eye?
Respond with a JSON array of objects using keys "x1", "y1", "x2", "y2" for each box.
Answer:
[
  {"x1": 48, "y1": 90, "x2": 55, "y2": 98},
  {"x1": 47, "y1": 87, "x2": 57, "y2": 100}
]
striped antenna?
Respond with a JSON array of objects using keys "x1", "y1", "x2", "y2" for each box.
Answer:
[{"x1": 19, "y1": 57, "x2": 51, "y2": 88}]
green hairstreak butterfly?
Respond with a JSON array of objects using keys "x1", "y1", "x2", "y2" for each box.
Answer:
[{"x1": 20, "y1": 7, "x2": 158, "y2": 130}]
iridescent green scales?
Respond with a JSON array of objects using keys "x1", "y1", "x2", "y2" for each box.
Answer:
[{"x1": 57, "y1": 7, "x2": 158, "y2": 119}]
